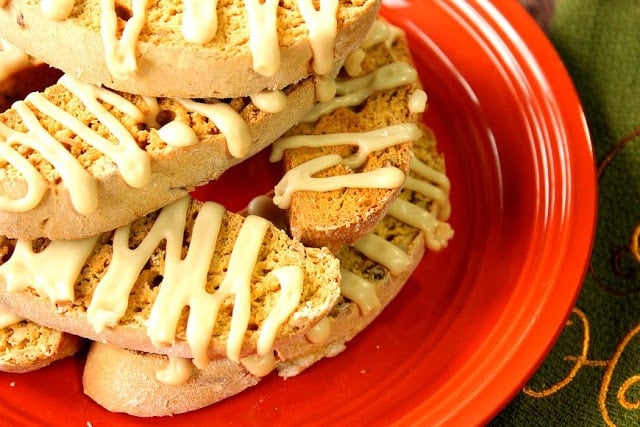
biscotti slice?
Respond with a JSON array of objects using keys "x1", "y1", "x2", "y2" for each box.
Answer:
[
  {"x1": 0, "y1": 73, "x2": 315, "y2": 240},
  {"x1": 0, "y1": 196, "x2": 341, "y2": 369},
  {"x1": 0, "y1": 307, "x2": 85, "y2": 373},
  {"x1": 269, "y1": 20, "x2": 426, "y2": 251},
  {"x1": 0, "y1": 0, "x2": 381, "y2": 99},
  {"x1": 81, "y1": 123, "x2": 453, "y2": 417},
  {"x1": 83, "y1": 342, "x2": 261, "y2": 417}
]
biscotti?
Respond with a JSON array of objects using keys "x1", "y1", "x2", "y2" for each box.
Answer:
[
  {"x1": 0, "y1": 196, "x2": 342, "y2": 368},
  {"x1": 82, "y1": 123, "x2": 453, "y2": 417},
  {"x1": 0, "y1": 0, "x2": 381, "y2": 98},
  {"x1": 0, "y1": 307, "x2": 85, "y2": 373},
  {"x1": 0, "y1": 75, "x2": 315, "y2": 240},
  {"x1": 269, "y1": 20, "x2": 425, "y2": 250}
]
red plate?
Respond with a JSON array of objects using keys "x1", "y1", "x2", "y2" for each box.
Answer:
[{"x1": 0, "y1": 1, "x2": 596, "y2": 425}]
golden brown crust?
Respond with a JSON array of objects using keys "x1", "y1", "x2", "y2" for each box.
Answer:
[{"x1": 0, "y1": 0, "x2": 381, "y2": 98}]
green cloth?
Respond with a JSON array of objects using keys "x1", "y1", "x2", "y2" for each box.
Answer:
[{"x1": 492, "y1": 1, "x2": 640, "y2": 426}]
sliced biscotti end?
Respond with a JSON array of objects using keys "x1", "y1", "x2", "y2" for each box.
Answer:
[
  {"x1": 0, "y1": 197, "x2": 342, "y2": 367},
  {"x1": 0, "y1": 0, "x2": 380, "y2": 98},
  {"x1": 0, "y1": 74, "x2": 315, "y2": 240},
  {"x1": 83, "y1": 342, "x2": 260, "y2": 417},
  {"x1": 272, "y1": 30, "x2": 424, "y2": 250},
  {"x1": 0, "y1": 311, "x2": 86, "y2": 373}
]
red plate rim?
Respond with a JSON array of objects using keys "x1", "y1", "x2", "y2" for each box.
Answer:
[{"x1": 381, "y1": 0, "x2": 596, "y2": 424}]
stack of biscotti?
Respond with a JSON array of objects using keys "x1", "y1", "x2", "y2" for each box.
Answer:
[
  {"x1": 0, "y1": 1, "x2": 453, "y2": 419},
  {"x1": 82, "y1": 122, "x2": 453, "y2": 417},
  {"x1": 0, "y1": 0, "x2": 382, "y2": 239}
]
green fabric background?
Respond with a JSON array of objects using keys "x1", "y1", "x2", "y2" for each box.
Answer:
[{"x1": 492, "y1": 1, "x2": 640, "y2": 426}]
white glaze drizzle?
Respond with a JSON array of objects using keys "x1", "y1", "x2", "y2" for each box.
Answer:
[
  {"x1": 156, "y1": 355, "x2": 194, "y2": 385},
  {"x1": 245, "y1": 0, "x2": 280, "y2": 77},
  {"x1": 344, "y1": 49, "x2": 366, "y2": 77},
  {"x1": 303, "y1": 61, "x2": 418, "y2": 123},
  {"x1": 0, "y1": 38, "x2": 30, "y2": 82},
  {"x1": 406, "y1": 157, "x2": 451, "y2": 221},
  {"x1": 182, "y1": 0, "x2": 219, "y2": 44},
  {"x1": 10, "y1": 100, "x2": 100, "y2": 215},
  {"x1": 0, "y1": 236, "x2": 99, "y2": 303},
  {"x1": 176, "y1": 98, "x2": 252, "y2": 158},
  {"x1": 297, "y1": 0, "x2": 339, "y2": 75},
  {"x1": 305, "y1": 316, "x2": 330, "y2": 344},
  {"x1": 0, "y1": 126, "x2": 49, "y2": 213},
  {"x1": 388, "y1": 198, "x2": 453, "y2": 252},
  {"x1": 273, "y1": 154, "x2": 405, "y2": 210},
  {"x1": 353, "y1": 233, "x2": 410, "y2": 276},
  {"x1": 344, "y1": 19, "x2": 393, "y2": 78},
  {"x1": 270, "y1": 124, "x2": 421, "y2": 210},
  {"x1": 35, "y1": 0, "x2": 346, "y2": 87},
  {"x1": 45, "y1": 75, "x2": 152, "y2": 188},
  {"x1": 157, "y1": 120, "x2": 199, "y2": 147},
  {"x1": 340, "y1": 268, "x2": 381, "y2": 316},
  {"x1": 250, "y1": 90, "x2": 287, "y2": 114},
  {"x1": 241, "y1": 351, "x2": 276, "y2": 377},
  {"x1": 270, "y1": 123, "x2": 422, "y2": 169},
  {"x1": 100, "y1": 0, "x2": 149, "y2": 80},
  {"x1": 257, "y1": 265, "x2": 303, "y2": 355},
  {"x1": 408, "y1": 89, "x2": 427, "y2": 113},
  {"x1": 40, "y1": 0, "x2": 75, "y2": 21}
]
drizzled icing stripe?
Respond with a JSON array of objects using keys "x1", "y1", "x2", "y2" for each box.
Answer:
[
  {"x1": 0, "y1": 130, "x2": 48, "y2": 212},
  {"x1": 388, "y1": 156, "x2": 453, "y2": 251},
  {"x1": 156, "y1": 355, "x2": 193, "y2": 386},
  {"x1": 257, "y1": 266, "x2": 303, "y2": 355},
  {"x1": 10, "y1": 101, "x2": 100, "y2": 215},
  {"x1": 0, "y1": 38, "x2": 30, "y2": 82},
  {"x1": 100, "y1": 0, "x2": 149, "y2": 80},
  {"x1": 273, "y1": 154, "x2": 405, "y2": 210},
  {"x1": 31, "y1": 80, "x2": 151, "y2": 189},
  {"x1": 1, "y1": 236, "x2": 99, "y2": 303},
  {"x1": 298, "y1": 0, "x2": 339, "y2": 75},
  {"x1": 245, "y1": 0, "x2": 280, "y2": 77},
  {"x1": 340, "y1": 268, "x2": 381, "y2": 316},
  {"x1": 182, "y1": 0, "x2": 218, "y2": 44},
  {"x1": 353, "y1": 233, "x2": 411, "y2": 276},
  {"x1": 302, "y1": 61, "x2": 418, "y2": 123},
  {"x1": 176, "y1": 98, "x2": 252, "y2": 158},
  {"x1": 406, "y1": 157, "x2": 451, "y2": 221},
  {"x1": 270, "y1": 123, "x2": 422, "y2": 168},
  {"x1": 387, "y1": 199, "x2": 453, "y2": 252}
]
